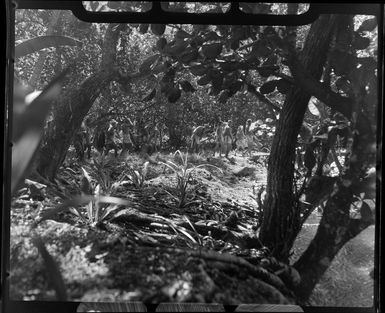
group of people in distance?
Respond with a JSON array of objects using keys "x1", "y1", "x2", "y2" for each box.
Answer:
[
  {"x1": 73, "y1": 118, "x2": 162, "y2": 161},
  {"x1": 190, "y1": 118, "x2": 262, "y2": 158},
  {"x1": 73, "y1": 117, "x2": 265, "y2": 161}
]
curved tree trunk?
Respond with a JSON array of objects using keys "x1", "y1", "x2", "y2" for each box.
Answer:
[
  {"x1": 35, "y1": 24, "x2": 123, "y2": 180},
  {"x1": 259, "y1": 14, "x2": 339, "y2": 262},
  {"x1": 36, "y1": 68, "x2": 116, "y2": 179}
]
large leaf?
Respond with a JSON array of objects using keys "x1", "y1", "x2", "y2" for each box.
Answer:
[
  {"x1": 151, "y1": 24, "x2": 166, "y2": 36},
  {"x1": 142, "y1": 88, "x2": 157, "y2": 101},
  {"x1": 218, "y1": 90, "x2": 230, "y2": 104},
  {"x1": 139, "y1": 54, "x2": 160, "y2": 74},
  {"x1": 304, "y1": 147, "x2": 316, "y2": 173},
  {"x1": 189, "y1": 64, "x2": 208, "y2": 76},
  {"x1": 353, "y1": 34, "x2": 371, "y2": 50},
  {"x1": 248, "y1": 41, "x2": 271, "y2": 59},
  {"x1": 259, "y1": 80, "x2": 277, "y2": 94},
  {"x1": 12, "y1": 69, "x2": 69, "y2": 194},
  {"x1": 139, "y1": 23, "x2": 149, "y2": 34},
  {"x1": 163, "y1": 41, "x2": 189, "y2": 57},
  {"x1": 308, "y1": 97, "x2": 320, "y2": 116},
  {"x1": 179, "y1": 48, "x2": 199, "y2": 64},
  {"x1": 156, "y1": 37, "x2": 167, "y2": 51},
  {"x1": 15, "y1": 36, "x2": 82, "y2": 58},
  {"x1": 180, "y1": 81, "x2": 196, "y2": 93},
  {"x1": 276, "y1": 79, "x2": 292, "y2": 94},
  {"x1": 330, "y1": 51, "x2": 356, "y2": 76},
  {"x1": 202, "y1": 42, "x2": 223, "y2": 59},
  {"x1": 257, "y1": 66, "x2": 279, "y2": 78},
  {"x1": 175, "y1": 29, "x2": 191, "y2": 40},
  {"x1": 197, "y1": 75, "x2": 211, "y2": 86},
  {"x1": 167, "y1": 87, "x2": 182, "y2": 103},
  {"x1": 357, "y1": 17, "x2": 377, "y2": 33}
]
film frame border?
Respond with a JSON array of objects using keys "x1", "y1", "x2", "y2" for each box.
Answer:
[{"x1": 2, "y1": 2, "x2": 383, "y2": 312}]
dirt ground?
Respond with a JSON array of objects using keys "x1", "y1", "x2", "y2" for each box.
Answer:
[{"x1": 9, "y1": 150, "x2": 374, "y2": 306}]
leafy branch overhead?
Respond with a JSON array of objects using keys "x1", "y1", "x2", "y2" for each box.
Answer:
[{"x1": 131, "y1": 16, "x2": 376, "y2": 113}]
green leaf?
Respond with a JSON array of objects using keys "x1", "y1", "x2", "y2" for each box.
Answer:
[
  {"x1": 220, "y1": 61, "x2": 240, "y2": 72},
  {"x1": 175, "y1": 30, "x2": 191, "y2": 40},
  {"x1": 353, "y1": 35, "x2": 371, "y2": 50},
  {"x1": 304, "y1": 147, "x2": 316, "y2": 172},
  {"x1": 248, "y1": 41, "x2": 271, "y2": 59},
  {"x1": 139, "y1": 54, "x2": 160, "y2": 74},
  {"x1": 204, "y1": 31, "x2": 223, "y2": 42},
  {"x1": 81, "y1": 167, "x2": 93, "y2": 195},
  {"x1": 179, "y1": 48, "x2": 199, "y2": 64},
  {"x1": 180, "y1": 80, "x2": 196, "y2": 92},
  {"x1": 139, "y1": 24, "x2": 149, "y2": 34},
  {"x1": 229, "y1": 80, "x2": 243, "y2": 94},
  {"x1": 335, "y1": 77, "x2": 351, "y2": 94},
  {"x1": 257, "y1": 66, "x2": 279, "y2": 78},
  {"x1": 202, "y1": 42, "x2": 223, "y2": 59},
  {"x1": 189, "y1": 64, "x2": 208, "y2": 76},
  {"x1": 247, "y1": 84, "x2": 257, "y2": 93},
  {"x1": 357, "y1": 17, "x2": 377, "y2": 33},
  {"x1": 197, "y1": 75, "x2": 211, "y2": 86},
  {"x1": 156, "y1": 37, "x2": 167, "y2": 51},
  {"x1": 167, "y1": 87, "x2": 182, "y2": 103},
  {"x1": 142, "y1": 88, "x2": 156, "y2": 101},
  {"x1": 263, "y1": 55, "x2": 278, "y2": 66},
  {"x1": 259, "y1": 80, "x2": 277, "y2": 94},
  {"x1": 330, "y1": 51, "x2": 356, "y2": 76},
  {"x1": 107, "y1": 1, "x2": 121, "y2": 9},
  {"x1": 12, "y1": 69, "x2": 68, "y2": 195},
  {"x1": 360, "y1": 201, "x2": 373, "y2": 222},
  {"x1": 276, "y1": 79, "x2": 291, "y2": 94},
  {"x1": 230, "y1": 39, "x2": 240, "y2": 51},
  {"x1": 163, "y1": 41, "x2": 189, "y2": 57},
  {"x1": 15, "y1": 36, "x2": 82, "y2": 58},
  {"x1": 218, "y1": 90, "x2": 230, "y2": 104},
  {"x1": 308, "y1": 97, "x2": 320, "y2": 116},
  {"x1": 151, "y1": 24, "x2": 166, "y2": 36}
]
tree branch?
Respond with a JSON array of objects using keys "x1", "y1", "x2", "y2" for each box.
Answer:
[
  {"x1": 287, "y1": 54, "x2": 353, "y2": 118},
  {"x1": 247, "y1": 84, "x2": 281, "y2": 117}
]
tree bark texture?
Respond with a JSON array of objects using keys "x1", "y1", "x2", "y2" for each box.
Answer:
[
  {"x1": 294, "y1": 115, "x2": 375, "y2": 301},
  {"x1": 36, "y1": 24, "x2": 122, "y2": 179},
  {"x1": 259, "y1": 14, "x2": 339, "y2": 262},
  {"x1": 293, "y1": 15, "x2": 376, "y2": 301},
  {"x1": 36, "y1": 68, "x2": 116, "y2": 179}
]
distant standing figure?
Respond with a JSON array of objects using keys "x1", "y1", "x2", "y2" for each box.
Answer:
[
  {"x1": 213, "y1": 122, "x2": 224, "y2": 157},
  {"x1": 104, "y1": 121, "x2": 119, "y2": 157},
  {"x1": 74, "y1": 122, "x2": 91, "y2": 161},
  {"x1": 93, "y1": 125, "x2": 106, "y2": 155},
  {"x1": 222, "y1": 121, "x2": 233, "y2": 158},
  {"x1": 245, "y1": 119, "x2": 254, "y2": 157},
  {"x1": 191, "y1": 124, "x2": 208, "y2": 153},
  {"x1": 236, "y1": 125, "x2": 247, "y2": 155},
  {"x1": 120, "y1": 122, "x2": 133, "y2": 156}
]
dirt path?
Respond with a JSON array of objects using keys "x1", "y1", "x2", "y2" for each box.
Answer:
[{"x1": 291, "y1": 213, "x2": 375, "y2": 307}]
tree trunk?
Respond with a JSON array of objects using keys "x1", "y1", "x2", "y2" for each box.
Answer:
[
  {"x1": 259, "y1": 14, "x2": 339, "y2": 262},
  {"x1": 36, "y1": 68, "x2": 116, "y2": 179},
  {"x1": 36, "y1": 23, "x2": 123, "y2": 180},
  {"x1": 165, "y1": 102, "x2": 183, "y2": 148},
  {"x1": 293, "y1": 14, "x2": 376, "y2": 298},
  {"x1": 294, "y1": 114, "x2": 375, "y2": 301}
]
